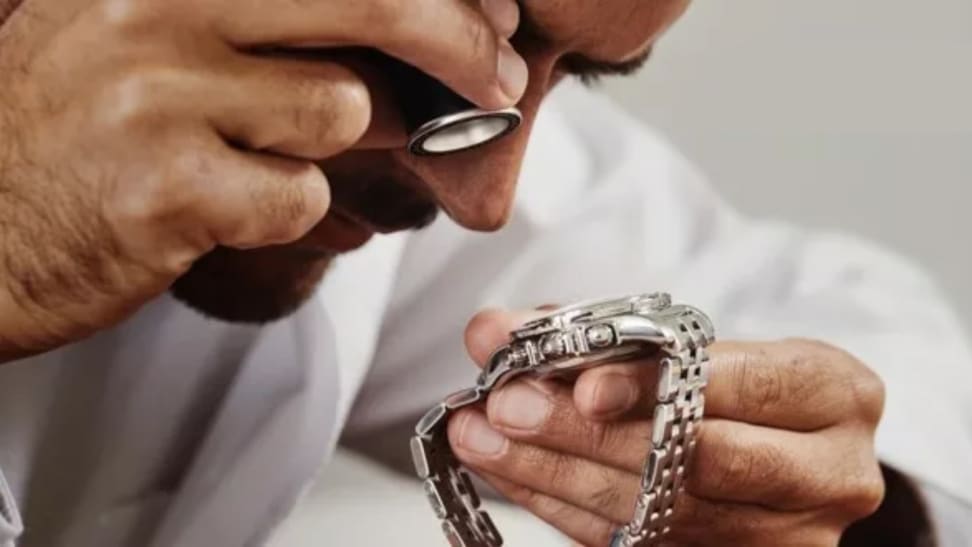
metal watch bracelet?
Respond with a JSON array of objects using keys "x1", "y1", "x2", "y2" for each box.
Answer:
[{"x1": 410, "y1": 293, "x2": 715, "y2": 547}]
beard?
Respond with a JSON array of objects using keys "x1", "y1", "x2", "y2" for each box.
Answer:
[
  {"x1": 169, "y1": 245, "x2": 335, "y2": 324},
  {"x1": 169, "y1": 152, "x2": 438, "y2": 324}
]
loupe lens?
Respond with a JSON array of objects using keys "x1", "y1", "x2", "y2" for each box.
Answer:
[{"x1": 381, "y1": 55, "x2": 522, "y2": 156}]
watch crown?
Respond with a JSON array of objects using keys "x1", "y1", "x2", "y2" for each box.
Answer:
[
  {"x1": 586, "y1": 324, "x2": 615, "y2": 348},
  {"x1": 539, "y1": 334, "x2": 567, "y2": 358}
]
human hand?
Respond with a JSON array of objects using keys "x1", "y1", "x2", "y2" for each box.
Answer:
[
  {"x1": 0, "y1": 0, "x2": 526, "y2": 360},
  {"x1": 448, "y1": 309, "x2": 886, "y2": 546}
]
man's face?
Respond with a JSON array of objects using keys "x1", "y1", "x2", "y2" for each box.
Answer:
[{"x1": 171, "y1": 0, "x2": 691, "y2": 323}]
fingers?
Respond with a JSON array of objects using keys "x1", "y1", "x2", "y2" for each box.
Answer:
[
  {"x1": 210, "y1": 0, "x2": 528, "y2": 109},
  {"x1": 204, "y1": 56, "x2": 373, "y2": 160},
  {"x1": 703, "y1": 340, "x2": 886, "y2": 430},
  {"x1": 99, "y1": 48, "x2": 404, "y2": 159},
  {"x1": 573, "y1": 361, "x2": 658, "y2": 420},
  {"x1": 198, "y1": 148, "x2": 331, "y2": 249},
  {"x1": 117, "y1": 133, "x2": 331, "y2": 251},
  {"x1": 133, "y1": 48, "x2": 404, "y2": 158},
  {"x1": 667, "y1": 493, "x2": 843, "y2": 547},
  {"x1": 573, "y1": 339, "x2": 886, "y2": 431},
  {"x1": 448, "y1": 408, "x2": 642, "y2": 524},
  {"x1": 470, "y1": 444, "x2": 844, "y2": 547},
  {"x1": 476, "y1": 470, "x2": 620, "y2": 547},
  {"x1": 484, "y1": 378, "x2": 651, "y2": 474},
  {"x1": 469, "y1": 376, "x2": 884, "y2": 515},
  {"x1": 689, "y1": 419, "x2": 883, "y2": 513}
]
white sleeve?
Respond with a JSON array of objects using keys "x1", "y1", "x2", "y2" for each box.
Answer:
[
  {"x1": 922, "y1": 481, "x2": 972, "y2": 547},
  {"x1": 0, "y1": 469, "x2": 23, "y2": 547}
]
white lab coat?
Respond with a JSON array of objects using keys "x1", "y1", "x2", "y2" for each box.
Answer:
[{"x1": 1, "y1": 81, "x2": 971, "y2": 547}]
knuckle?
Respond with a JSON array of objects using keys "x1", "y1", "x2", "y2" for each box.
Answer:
[
  {"x1": 584, "y1": 460, "x2": 624, "y2": 519},
  {"x1": 586, "y1": 421, "x2": 617, "y2": 456},
  {"x1": 321, "y1": 79, "x2": 371, "y2": 151},
  {"x1": 711, "y1": 440, "x2": 758, "y2": 494},
  {"x1": 788, "y1": 338, "x2": 886, "y2": 423},
  {"x1": 838, "y1": 464, "x2": 886, "y2": 520},
  {"x1": 100, "y1": 0, "x2": 198, "y2": 32},
  {"x1": 533, "y1": 494, "x2": 573, "y2": 525},
  {"x1": 588, "y1": 487, "x2": 621, "y2": 514},
  {"x1": 546, "y1": 452, "x2": 574, "y2": 487},
  {"x1": 97, "y1": 0, "x2": 152, "y2": 32},
  {"x1": 526, "y1": 447, "x2": 573, "y2": 488},
  {"x1": 498, "y1": 478, "x2": 534, "y2": 507},
  {"x1": 98, "y1": 69, "x2": 175, "y2": 131},
  {"x1": 108, "y1": 175, "x2": 166, "y2": 228},
  {"x1": 103, "y1": 148, "x2": 214, "y2": 270},
  {"x1": 695, "y1": 425, "x2": 792, "y2": 503},
  {"x1": 290, "y1": 70, "x2": 370, "y2": 157},
  {"x1": 109, "y1": 149, "x2": 202, "y2": 227},
  {"x1": 847, "y1": 364, "x2": 886, "y2": 423},
  {"x1": 462, "y1": 9, "x2": 496, "y2": 68},
  {"x1": 783, "y1": 338, "x2": 850, "y2": 378}
]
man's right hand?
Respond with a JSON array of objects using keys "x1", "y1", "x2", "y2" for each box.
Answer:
[{"x1": 0, "y1": 0, "x2": 526, "y2": 361}]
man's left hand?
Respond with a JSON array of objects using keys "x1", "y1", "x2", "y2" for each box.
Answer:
[{"x1": 448, "y1": 309, "x2": 887, "y2": 546}]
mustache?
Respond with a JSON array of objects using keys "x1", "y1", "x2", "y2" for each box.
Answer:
[{"x1": 325, "y1": 158, "x2": 440, "y2": 233}]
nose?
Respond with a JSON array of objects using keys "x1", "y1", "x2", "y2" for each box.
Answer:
[{"x1": 400, "y1": 46, "x2": 559, "y2": 232}]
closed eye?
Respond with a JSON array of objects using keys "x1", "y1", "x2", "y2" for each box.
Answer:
[{"x1": 557, "y1": 47, "x2": 654, "y2": 86}]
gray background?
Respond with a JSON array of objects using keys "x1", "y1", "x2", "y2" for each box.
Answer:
[{"x1": 604, "y1": 0, "x2": 972, "y2": 333}]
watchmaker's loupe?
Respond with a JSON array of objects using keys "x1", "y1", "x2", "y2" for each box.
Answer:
[{"x1": 384, "y1": 56, "x2": 522, "y2": 156}]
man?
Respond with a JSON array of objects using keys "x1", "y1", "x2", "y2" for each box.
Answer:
[{"x1": 0, "y1": 0, "x2": 969, "y2": 545}]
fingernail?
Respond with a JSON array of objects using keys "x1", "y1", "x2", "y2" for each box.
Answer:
[
  {"x1": 591, "y1": 374, "x2": 638, "y2": 415},
  {"x1": 497, "y1": 40, "x2": 529, "y2": 101},
  {"x1": 481, "y1": 0, "x2": 520, "y2": 37},
  {"x1": 459, "y1": 412, "x2": 507, "y2": 456},
  {"x1": 494, "y1": 382, "x2": 550, "y2": 430}
]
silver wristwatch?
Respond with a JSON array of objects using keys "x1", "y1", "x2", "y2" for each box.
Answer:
[{"x1": 410, "y1": 293, "x2": 715, "y2": 547}]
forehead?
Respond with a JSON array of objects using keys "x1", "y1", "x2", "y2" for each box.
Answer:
[{"x1": 524, "y1": 0, "x2": 690, "y2": 60}]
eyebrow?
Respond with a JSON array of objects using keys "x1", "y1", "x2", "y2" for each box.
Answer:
[{"x1": 514, "y1": 4, "x2": 654, "y2": 84}]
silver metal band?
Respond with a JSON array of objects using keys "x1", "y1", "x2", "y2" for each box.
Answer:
[{"x1": 411, "y1": 295, "x2": 714, "y2": 547}]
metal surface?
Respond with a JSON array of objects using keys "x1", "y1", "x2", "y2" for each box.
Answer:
[
  {"x1": 411, "y1": 293, "x2": 715, "y2": 546},
  {"x1": 407, "y1": 108, "x2": 522, "y2": 156}
]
